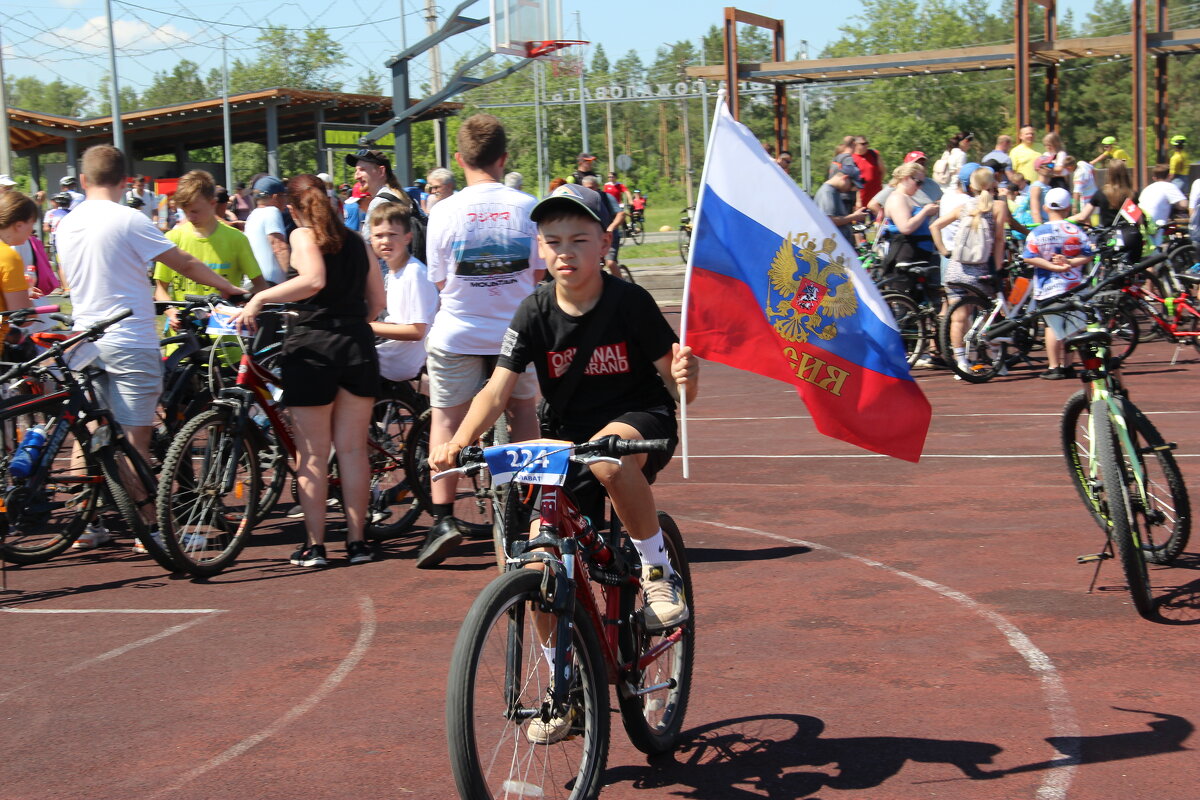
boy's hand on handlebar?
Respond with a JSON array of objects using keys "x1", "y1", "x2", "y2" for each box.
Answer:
[{"x1": 429, "y1": 441, "x2": 465, "y2": 474}]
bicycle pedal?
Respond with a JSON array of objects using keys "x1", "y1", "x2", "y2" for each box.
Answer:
[{"x1": 1077, "y1": 552, "x2": 1112, "y2": 564}]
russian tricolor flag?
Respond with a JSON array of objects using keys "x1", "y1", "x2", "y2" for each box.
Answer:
[{"x1": 682, "y1": 99, "x2": 931, "y2": 462}]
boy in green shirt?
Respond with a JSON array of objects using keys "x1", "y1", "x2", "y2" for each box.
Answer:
[{"x1": 154, "y1": 170, "x2": 266, "y2": 329}]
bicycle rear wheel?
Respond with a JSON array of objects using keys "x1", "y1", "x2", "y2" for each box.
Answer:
[
  {"x1": 156, "y1": 407, "x2": 260, "y2": 577},
  {"x1": 882, "y1": 292, "x2": 929, "y2": 367},
  {"x1": 939, "y1": 294, "x2": 1006, "y2": 382},
  {"x1": 98, "y1": 435, "x2": 180, "y2": 572},
  {"x1": 446, "y1": 568, "x2": 609, "y2": 800},
  {"x1": 408, "y1": 409, "x2": 494, "y2": 537},
  {"x1": 1093, "y1": 397, "x2": 1155, "y2": 618},
  {"x1": 617, "y1": 512, "x2": 695, "y2": 754},
  {"x1": 365, "y1": 397, "x2": 422, "y2": 538},
  {"x1": 0, "y1": 411, "x2": 99, "y2": 564},
  {"x1": 1062, "y1": 391, "x2": 1190, "y2": 564},
  {"x1": 631, "y1": 220, "x2": 645, "y2": 245}
]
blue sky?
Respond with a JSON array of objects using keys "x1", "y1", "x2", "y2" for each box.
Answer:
[{"x1": 1, "y1": 0, "x2": 1094, "y2": 109}]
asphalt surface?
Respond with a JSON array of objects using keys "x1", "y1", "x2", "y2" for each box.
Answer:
[{"x1": 1, "y1": 322, "x2": 1197, "y2": 800}]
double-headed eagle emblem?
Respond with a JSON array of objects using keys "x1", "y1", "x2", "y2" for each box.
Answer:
[{"x1": 766, "y1": 234, "x2": 858, "y2": 343}]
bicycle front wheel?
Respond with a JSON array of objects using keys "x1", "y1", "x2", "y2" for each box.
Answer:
[
  {"x1": 447, "y1": 568, "x2": 609, "y2": 800},
  {"x1": 156, "y1": 407, "x2": 260, "y2": 577},
  {"x1": 1062, "y1": 391, "x2": 1190, "y2": 564},
  {"x1": 631, "y1": 220, "x2": 645, "y2": 245},
  {"x1": 1094, "y1": 397, "x2": 1155, "y2": 619},
  {"x1": 0, "y1": 412, "x2": 99, "y2": 564},
  {"x1": 617, "y1": 512, "x2": 695, "y2": 754}
]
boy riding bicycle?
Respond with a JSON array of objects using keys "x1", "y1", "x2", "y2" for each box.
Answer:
[{"x1": 430, "y1": 183, "x2": 698, "y2": 629}]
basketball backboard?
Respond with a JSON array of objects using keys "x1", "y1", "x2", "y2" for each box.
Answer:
[{"x1": 490, "y1": 0, "x2": 563, "y2": 57}]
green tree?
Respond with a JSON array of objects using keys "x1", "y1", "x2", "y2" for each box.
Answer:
[
  {"x1": 138, "y1": 60, "x2": 211, "y2": 110},
  {"x1": 5, "y1": 76, "x2": 90, "y2": 117},
  {"x1": 590, "y1": 43, "x2": 610, "y2": 75},
  {"x1": 228, "y1": 25, "x2": 346, "y2": 92}
]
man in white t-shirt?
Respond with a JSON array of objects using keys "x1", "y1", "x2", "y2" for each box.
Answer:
[
  {"x1": 417, "y1": 113, "x2": 546, "y2": 568},
  {"x1": 1139, "y1": 163, "x2": 1188, "y2": 245},
  {"x1": 244, "y1": 175, "x2": 290, "y2": 285},
  {"x1": 367, "y1": 202, "x2": 438, "y2": 384},
  {"x1": 1066, "y1": 155, "x2": 1096, "y2": 212},
  {"x1": 55, "y1": 145, "x2": 242, "y2": 549},
  {"x1": 123, "y1": 176, "x2": 159, "y2": 224}
]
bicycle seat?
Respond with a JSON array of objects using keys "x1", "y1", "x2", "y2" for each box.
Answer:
[
  {"x1": 30, "y1": 332, "x2": 69, "y2": 347},
  {"x1": 896, "y1": 262, "x2": 939, "y2": 277},
  {"x1": 1064, "y1": 329, "x2": 1111, "y2": 351}
]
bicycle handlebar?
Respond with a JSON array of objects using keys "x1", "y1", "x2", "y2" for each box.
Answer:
[
  {"x1": 434, "y1": 435, "x2": 672, "y2": 481},
  {"x1": 983, "y1": 251, "x2": 1169, "y2": 339},
  {"x1": 0, "y1": 307, "x2": 133, "y2": 383}
]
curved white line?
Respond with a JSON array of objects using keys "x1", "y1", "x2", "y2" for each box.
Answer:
[
  {"x1": 677, "y1": 516, "x2": 1081, "y2": 800},
  {"x1": 152, "y1": 595, "x2": 377, "y2": 798}
]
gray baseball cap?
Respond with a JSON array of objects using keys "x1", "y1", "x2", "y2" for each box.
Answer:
[{"x1": 530, "y1": 184, "x2": 604, "y2": 224}]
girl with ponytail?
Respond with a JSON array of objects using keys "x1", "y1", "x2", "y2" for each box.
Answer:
[{"x1": 233, "y1": 174, "x2": 386, "y2": 567}]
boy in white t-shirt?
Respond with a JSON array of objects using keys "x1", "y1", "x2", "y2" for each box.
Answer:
[
  {"x1": 418, "y1": 113, "x2": 546, "y2": 568},
  {"x1": 367, "y1": 202, "x2": 438, "y2": 387}
]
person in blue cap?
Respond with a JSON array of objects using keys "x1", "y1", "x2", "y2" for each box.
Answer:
[{"x1": 244, "y1": 175, "x2": 290, "y2": 285}]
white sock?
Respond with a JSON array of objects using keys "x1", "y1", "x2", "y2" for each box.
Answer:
[{"x1": 633, "y1": 530, "x2": 674, "y2": 577}]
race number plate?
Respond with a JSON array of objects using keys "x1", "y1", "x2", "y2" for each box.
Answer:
[
  {"x1": 205, "y1": 305, "x2": 244, "y2": 335},
  {"x1": 483, "y1": 439, "x2": 573, "y2": 486}
]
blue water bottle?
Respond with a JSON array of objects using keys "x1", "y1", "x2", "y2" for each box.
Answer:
[{"x1": 10, "y1": 425, "x2": 47, "y2": 479}]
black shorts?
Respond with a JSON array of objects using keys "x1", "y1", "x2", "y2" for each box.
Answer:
[
  {"x1": 280, "y1": 328, "x2": 380, "y2": 406},
  {"x1": 545, "y1": 406, "x2": 678, "y2": 524}
]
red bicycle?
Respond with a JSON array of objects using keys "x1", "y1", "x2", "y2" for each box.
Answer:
[
  {"x1": 1104, "y1": 270, "x2": 1200, "y2": 359},
  {"x1": 154, "y1": 302, "x2": 423, "y2": 576},
  {"x1": 443, "y1": 435, "x2": 694, "y2": 800}
]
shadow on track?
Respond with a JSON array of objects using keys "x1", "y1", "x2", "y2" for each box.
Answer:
[{"x1": 606, "y1": 709, "x2": 1193, "y2": 798}]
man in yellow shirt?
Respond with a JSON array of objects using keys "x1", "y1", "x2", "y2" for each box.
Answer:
[
  {"x1": 1009, "y1": 124, "x2": 1042, "y2": 183},
  {"x1": 1169, "y1": 134, "x2": 1191, "y2": 191},
  {"x1": 153, "y1": 170, "x2": 267, "y2": 329},
  {"x1": 1090, "y1": 136, "x2": 1131, "y2": 167}
]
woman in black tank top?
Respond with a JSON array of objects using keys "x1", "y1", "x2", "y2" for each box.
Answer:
[{"x1": 233, "y1": 174, "x2": 386, "y2": 567}]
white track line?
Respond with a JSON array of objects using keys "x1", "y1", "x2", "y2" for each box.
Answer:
[
  {"x1": 151, "y1": 595, "x2": 377, "y2": 799},
  {"x1": 0, "y1": 615, "x2": 216, "y2": 703},
  {"x1": 677, "y1": 516, "x2": 1081, "y2": 800},
  {"x1": 0, "y1": 608, "x2": 223, "y2": 614},
  {"x1": 690, "y1": 411, "x2": 1199, "y2": 421}
]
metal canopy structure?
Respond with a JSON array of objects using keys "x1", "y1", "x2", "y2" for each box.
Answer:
[
  {"x1": 689, "y1": 4, "x2": 1200, "y2": 186},
  {"x1": 7, "y1": 87, "x2": 460, "y2": 183}
]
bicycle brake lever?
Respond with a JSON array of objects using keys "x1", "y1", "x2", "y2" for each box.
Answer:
[{"x1": 573, "y1": 456, "x2": 622, "y2": 466}]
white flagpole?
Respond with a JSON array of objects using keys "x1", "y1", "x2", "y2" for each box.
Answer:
[{"x1": 677, "y1": 88, "x2": 726, "y2": 481}]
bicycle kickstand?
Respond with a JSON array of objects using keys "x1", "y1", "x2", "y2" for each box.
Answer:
[{"x1": 1077, "y1": 541, "x2": 1114, "y2": 593}]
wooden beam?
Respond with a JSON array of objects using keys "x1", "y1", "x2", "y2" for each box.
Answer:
[
  {"x1": 1016, "y1": 0, "x2": 1031, "y2": 128},
  {"x1": 1134, "y1": 0, "x2": 1148, "y2": 187}
]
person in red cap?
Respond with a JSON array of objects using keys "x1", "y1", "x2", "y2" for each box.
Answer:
[
  {"x1": 850, "y1": 136, "x2": 884, "y2": 208},
  {"x1": 867, "y1": 151, "x2": 941, "y2": 220}
]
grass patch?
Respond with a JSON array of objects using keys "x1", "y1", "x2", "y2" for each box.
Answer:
[{"x1": 621, "y1": 240, "x2": 683, "y2": 261}]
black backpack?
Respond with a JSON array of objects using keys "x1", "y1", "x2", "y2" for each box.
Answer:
[{"x1": 376, "y1": 190, "x2": 429, "y2": 266}]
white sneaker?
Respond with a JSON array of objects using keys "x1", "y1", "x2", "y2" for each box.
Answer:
[
  {"x1": 133, "y1": 530, "x2": 204, "y2": 555},
  {"x1": 639, "y1": 565, "x2": 690, "y2": 631},
  {"x1": 525, "y1": 691, "x2": 577, "y2": 745},
  {"x1": 72, "y1": 522, "x2": 113, "y2": 550}
]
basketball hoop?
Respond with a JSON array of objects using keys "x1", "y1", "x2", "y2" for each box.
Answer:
[{"x1": 524, "y1": 39, "x2": 588, "y2": 59}]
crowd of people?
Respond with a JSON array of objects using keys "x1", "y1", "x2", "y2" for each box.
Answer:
[
  {"x1": 782, "y1": 125, "x2": 1199, "y2": 379},
  {"x1": 0, "y1": 113, "x2": 697, "y2": 632}
]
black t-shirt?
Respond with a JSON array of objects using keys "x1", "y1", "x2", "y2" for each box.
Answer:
[
  {"x1": 498, "y1": 273, "x2": 677, "y2": 434},
  {"x1": 1091, "y1": 188, "x2": 1141, "y2": 228}
]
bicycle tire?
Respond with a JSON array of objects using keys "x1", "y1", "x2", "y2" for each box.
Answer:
[
  {"x1": 1061, "y1": 390, "x2": 1191, "y2": 563},
  {"x1": 617, "y1": 264, "x2": 636, "y2": 283},
  {"x1": 157, "y1": 407, "x2": 260, "y2": 577},
  {"x1": 939, "y1": 294, "x2": 1005, "y2": 382},
  {"x1": 446, "y1": 568, "x2": 609, "y2": 800},
  {"x1": 97, "y1": 437, "x2": 180, "y2": 572},
  {"x1": 250, "y1": 419, "x2": 288, "y2": 523},
  {"x1": 409, "y1": 409, "x2": 495, "y2": 537},
  {"x1": 631, "y1": 220, "x2": 645, "y2": 245},
  {"x1": 617, "y1": 511, "x2": 695, "y2": 755},
  {"x1": 365, "y1": 397, "x2": 422, "y2": 538},
  {"x1": 1098, "y1": 304, "x2": 1139, "y2": 365},
  {"x1": 0, "y1": 411, "x2": 99, "y2": 564},
  {"x1": 882, "y1": 292, "x2": 929, "y2": 367},
  {"x1": 678, "y1": 227, "x2": 691, "y2": 263},
  {"x1": 1093, "y1": 397, "x2": 1156, "y2": 618}
]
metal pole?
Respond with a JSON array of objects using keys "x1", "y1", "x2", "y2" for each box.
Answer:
[
  {"x1": 399, "y1": 0, "x2": 408, "y2": 50},
  {"x1": 1133, "y1": 0, "x2": 1148, "y2": 187},
  {"x1": 576, "y1": 12, "x2": 588, "y2": 153},
  {"x1": 681, "y1": 99, "x2": 694, "y2": 207},
  {"x1": 534, "y1": 61, "x2": 545, "y2": 196},
  {"x1": 0, "y1": 25, "x2": 13, "y2": 179},
  {"x1": 104, "y1": 0, "x2": 124, "y2": 152},
  {"x1": 222, "y1": 36, "x2": 233, "y2": 190},
  {"x1": 698, "y1": 39, "x2": 710, "y2": 147},
  {"x1": 426, "y1": 0, "x2": 447, "y2": 168},
  {"x1": 799, "y1": 39, "x2": 811, "y2": 193},
  {"x1": 605, "y1": 102, "x2": 615, "y2": 176}
]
